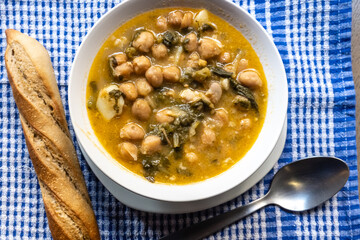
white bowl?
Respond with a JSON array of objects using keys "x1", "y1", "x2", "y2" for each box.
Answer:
[{"x1": 69, "y1": 0, "x2": 288, "y2": 207}]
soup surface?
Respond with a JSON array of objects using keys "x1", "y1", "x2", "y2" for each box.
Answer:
[{"x1": 86, "y1": 8, "x2": 267, "y2": 184}]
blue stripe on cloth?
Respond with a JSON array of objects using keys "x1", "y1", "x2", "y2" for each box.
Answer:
[{"x1": 0, "y1": 0, "x2": 359, "y2": 239}]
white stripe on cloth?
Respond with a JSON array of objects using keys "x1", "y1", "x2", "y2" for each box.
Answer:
[
  {"x1": 319, "y1": 0, "x2": 335, "y2": 237},
  {"x1": 0, "y1": 88, "x2": 9, "y2": 236},
  {"x1": 284, "y1": 0, "x2": 303, "y2": 238},
  {"x1": 311, "y1": 1, "x2": 326, "y2": 238},
  {"x1": 314, "y1": 16, "x2": 327, "y2": 237},
  {"x1": 294, "y1": 0, "x2": 311, "y2": 237},
  {"x1": 299, "y1": 0, "x2": 318, "y2": 238},
  {"x1": 324, "y1": 0, "x2": 340, "y2": 236}
]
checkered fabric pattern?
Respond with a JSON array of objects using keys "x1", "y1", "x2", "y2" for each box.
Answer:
[{"x1": 0, "y1": 0, "x2": 359, "y2": 239}]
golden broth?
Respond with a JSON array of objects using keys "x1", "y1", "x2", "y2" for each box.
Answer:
[{"x1": 86, "y1": 8, "x2": 267, "y2": 184}]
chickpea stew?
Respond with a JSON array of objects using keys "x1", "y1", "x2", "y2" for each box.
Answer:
[{"x1": 86, "y1": 8, "x2": 268, "y2": 184}]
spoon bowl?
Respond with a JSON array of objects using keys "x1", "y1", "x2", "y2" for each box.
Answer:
[
  {"x1": 161, "y1": 156, "x2": 349, "y2": 240},
  {"x1": 268, "y1": 156, "x2": 349, "y2": 211}
]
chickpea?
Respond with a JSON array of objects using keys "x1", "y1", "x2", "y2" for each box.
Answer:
[
  {"x1": 236, "y1": 70, "x2": 262, "y2": 88},
  {"x1": 141, "y1": 135, "x2": 162, "y2": 154},
  {"x1": 156, "y1": 16, "x2": 168, "y2": 31},
  {"x1": 133, "y1": 56, "x2": 151, "y2": 74},
  {"x1": 183, "y1": 32, "x2": 198, "y2": 52},
  {"x1": 135, "y1": 78, "x2": 153, "y2": 96},
  {"x1": 119, "y1": 82, "x2": 138, "y2": 101},
  {"x1": 218, "y1": 52, "x2": 231, "y2": 63},
  {"x1": 120, "y1": 123, "x2": 145, "y2": 140},
  {"x1": 163, "y1": 66, "x2": 181, "y2": 82},
  {"x1": 201, "y1": 127, "x2": 216, "y2": 146},
  {"x1": 113, "y1": 62, "x2": 133, "y2": 79},
  {"x1": 181, "y1": 12, "x2": 193, "y2": 29},
  {"x1": 198, "y1": 38, "x2": 222, "y2": 59},
  {"x1": 132, "y1": 31, "x2": 155, "y2": 53},
  {"x1": 132, "y1": 98, "x2": 152, "y2": 121},
  {"x1": 151, "y1": 43, "x2": 168, "y2": 59},
  {"x1": 113, "y1": 53, "x2": 127, "y2": 65},
  {"x1": 236, "y1": 58, "x2": 248, "y2": 73},
  {"x1": 213, "y1": 108, "x2": 229, "y2": 128},
  {"x1": 155, "y1": 109, "x2": 175, "y2": 123},
  {"x1": 145, "y1": 66, "x2": 163, "y2": 87},
  {"x1": 168, "y1": 10, "x2": 184, "y2": 27},
  {"x1": 206, "y1": 82, "x2": 222, "y2": 104},
  {"x1": 118, "y1": 142, "x2": 138, "y2": 161}
]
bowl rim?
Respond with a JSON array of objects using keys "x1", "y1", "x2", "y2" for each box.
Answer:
[{"x1": 68, "y1": 0, "x2": 288, "y2": 202}]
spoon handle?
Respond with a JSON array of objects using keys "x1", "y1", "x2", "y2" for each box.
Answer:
[{"x1": 160, "y1": 195, "x2": 270, "y2": 240}]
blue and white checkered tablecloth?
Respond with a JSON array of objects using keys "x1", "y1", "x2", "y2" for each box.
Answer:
[{"x1": 1, "y1": 0, "x2": 360, "y2": 239}]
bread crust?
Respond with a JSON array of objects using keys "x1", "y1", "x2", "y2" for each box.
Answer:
[{"x1": 5, "y1": 29, "x2": 100, "y2": 240}]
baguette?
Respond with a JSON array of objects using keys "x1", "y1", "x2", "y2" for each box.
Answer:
[{"x1": 5, "y1": 29, "x2": 100, "y2": 240}]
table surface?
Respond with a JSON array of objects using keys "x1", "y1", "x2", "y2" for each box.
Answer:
[{"x1": 353, "y1": 1, "x2": 360, "y2": 188}]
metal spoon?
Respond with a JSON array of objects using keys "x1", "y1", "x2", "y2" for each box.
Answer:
[{"x1": 160, "y1": 156, "x2": 349, "y2": 240}]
